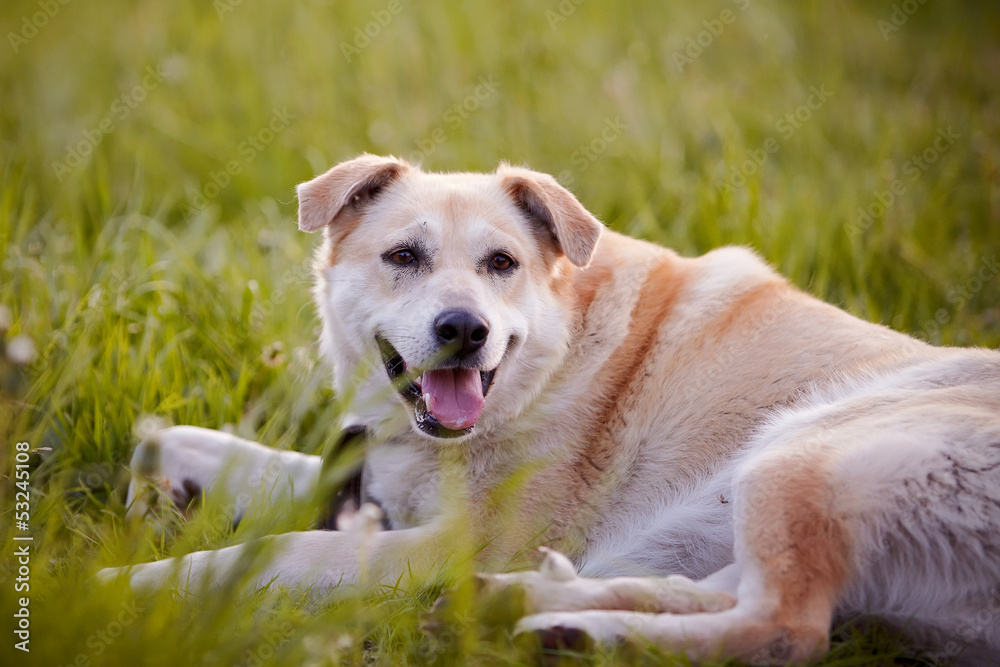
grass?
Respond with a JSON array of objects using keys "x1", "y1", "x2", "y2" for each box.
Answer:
[{"x1": 1, "y1": 0, "x2": 998, "y2": 664}]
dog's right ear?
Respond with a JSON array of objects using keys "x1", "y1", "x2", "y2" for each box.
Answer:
[
  {"x1": 296, "y1": 154, "x2": 410, "y2": 232},
  {"x1": 497, "y1": 165, "x2": 604, "y2": 267}
]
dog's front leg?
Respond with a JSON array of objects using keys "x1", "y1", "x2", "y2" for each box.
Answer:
[
  {"x1": 125, "y1": 426, "x2": 323, "y2": 529},
  {"x1": 99, "y1": 521, "x2": 453, "y2": 596}
]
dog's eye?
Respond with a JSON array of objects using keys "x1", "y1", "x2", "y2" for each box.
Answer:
[
  {"x1": 390, "y1": 249, "x2": 416, "y2": 265},
  {"x1": 490, "y1": 253, "x2": 515, "y2": 272}
]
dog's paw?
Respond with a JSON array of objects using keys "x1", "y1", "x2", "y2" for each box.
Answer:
[
  {"x1": 525, "y1": 623, "x2": 596, "y2": 654},
  {"x1": 92, "y1": 562, "x2": 165, "y2": 594},
  {"x1": 515, "y1": 611, "x2": 629, "y2": 649},
  {"x1": 422, "y1": 548, "x2": 576, "y2": 642},
  {"x1": 474, "y1": 547, "x2": 574, "y2": 601},
  {"x1": 423, "y1": 576, "x2": 527, "y2": 640},
  {"x1": 475, "y1": 547, "x2": 736, "y2": 618}
]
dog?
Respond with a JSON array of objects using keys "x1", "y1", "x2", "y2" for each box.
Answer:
[{"x1": 104, "y1": 154, "x2": 1000, "y2": 664}]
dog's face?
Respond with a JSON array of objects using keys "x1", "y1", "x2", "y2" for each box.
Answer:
[{"x1": 297, "y1": 155, "x2": 603, "y2": 441}]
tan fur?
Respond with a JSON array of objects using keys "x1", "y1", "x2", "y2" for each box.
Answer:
[
  {"x1": 739, "y1": 453, "x2": 853, "y2": 656},
  {"x1": 571, "y1": 258, "x2": 689, "y2": 496},
  {"x1": 565, "y1": 260, "x2": 612, "y2": 321}
]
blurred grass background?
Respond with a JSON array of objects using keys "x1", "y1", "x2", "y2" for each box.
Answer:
[{"x1": 1, "y1": 0, "x2": 998, "y2": 664}]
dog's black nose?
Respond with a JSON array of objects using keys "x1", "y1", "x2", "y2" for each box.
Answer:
[{"x1": 434, "y1": 309, "x2": 489, "y2": 358}]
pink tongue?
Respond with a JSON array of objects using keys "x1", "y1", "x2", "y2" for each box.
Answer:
[{"x1": 421, "y1": 368, "x2": 484, "y2": 430}]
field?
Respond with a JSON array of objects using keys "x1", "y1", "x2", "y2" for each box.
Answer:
[{"x1": 1, "y1": 0, "x2": 998, "y2": 664}]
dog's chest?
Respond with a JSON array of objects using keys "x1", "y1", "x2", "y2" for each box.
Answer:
[{"x1": 364, "y1": 444, "x2": 442, "y2": 529}]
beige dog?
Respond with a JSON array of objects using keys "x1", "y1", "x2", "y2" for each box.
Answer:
[{"x1": 107, "y1": 155, "x2": 1000, "y2": 664}]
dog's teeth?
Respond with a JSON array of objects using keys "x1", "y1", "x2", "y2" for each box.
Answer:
[
  {"x1": 423, "y1": 391, "x2": 431, "y2": 405},
  {"x1": 415, "y1": 375, "x2": 422, "y2": 385}
]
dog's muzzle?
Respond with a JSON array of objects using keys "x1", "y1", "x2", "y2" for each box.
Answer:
[{"x1": 376, "y1": 335, "x2": 497, "y2": 439}]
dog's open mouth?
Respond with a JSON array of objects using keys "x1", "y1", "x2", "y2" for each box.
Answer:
[{"x1": 377, "y1": 337, "x2": 497, "y2": 439}]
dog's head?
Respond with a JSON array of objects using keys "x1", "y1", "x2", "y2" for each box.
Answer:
[{"x1": 297, "y1": 154, "x2": 603, "y2": 441}]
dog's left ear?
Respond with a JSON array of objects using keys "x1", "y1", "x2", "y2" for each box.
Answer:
[
  {"x1": 297, "y1": 154, "x2": 410, "y2": 232},
  {"x1": 498, "y1": 166, "x2": 604, "y2": 267}
]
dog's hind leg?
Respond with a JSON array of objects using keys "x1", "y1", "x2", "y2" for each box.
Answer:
[
  {"x1": 516, "y1": 440, "x2": 848, "y2": 663},
  {"x1": 126, "y1": 426, "x2": 322, "y2": 530},
  {"x1": 516, "y1": 371, "x2": 1000, "y2": 663}
]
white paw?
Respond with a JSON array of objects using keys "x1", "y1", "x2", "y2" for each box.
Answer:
[
  {"x1": 515, "y1": 610, "x2": 634, "y2": 648},
  {"x1": 475, "y1": 547, "x2": 736, "y2": 617},
  {"x1": 93, "y1": 559, "x2": 181, "y2": 594}
]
